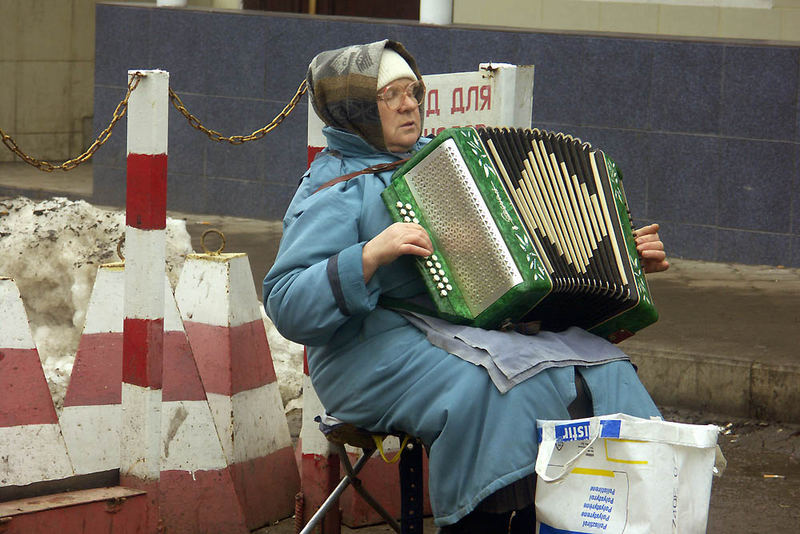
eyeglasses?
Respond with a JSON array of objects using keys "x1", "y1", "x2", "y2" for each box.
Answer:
[{"x1": 377, "y1": 80, "x2": 425, "y2": 111}]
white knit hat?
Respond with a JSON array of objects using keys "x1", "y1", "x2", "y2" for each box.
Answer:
[{"x1": 377, "y1": 48, "x2": 417, "y2": 90}]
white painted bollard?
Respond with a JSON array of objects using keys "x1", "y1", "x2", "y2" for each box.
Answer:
[
  {"x1": 0, "y1": 277, "x2": 75, "y2": 488},
  {"x1": 175, "y1": 252, "x2": 300, "y2": 529},
  {"x1": 61, "y1": 263, "x2": 125, "y2": 475},
  {"x1": 122, "y1": 68, "x2": 169, "y2": 530},
  {"x1": 419, "y1": 0, "x2": 453, "y2": 25},
  {"x1": 159, "y1": 286, "x2": 249, "y2": 533}
]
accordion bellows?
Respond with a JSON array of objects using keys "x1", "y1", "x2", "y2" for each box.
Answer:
[{"x1": 380, "y1": 127, "x2": 657, "y2": 343}]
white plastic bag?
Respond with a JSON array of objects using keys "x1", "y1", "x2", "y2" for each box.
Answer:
[{"x1": 535, "y1": 413, "x2": 724, "y2": 534}]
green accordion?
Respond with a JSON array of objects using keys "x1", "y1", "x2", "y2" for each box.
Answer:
[{"x1": 380, "y1": 127, "x2": 657, "y2": 343}]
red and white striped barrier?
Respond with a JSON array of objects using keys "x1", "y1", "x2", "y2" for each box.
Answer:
[
  {"x1": 298, "y1": 350, "x2": 342, "y2": 532},
  {"x1": 0, "y1": 277, "x2": 74, "y2": 488},
  {"x1": 121, "y1": 68, "x2": 169, "y2": 530},
  {"x1": 60, "y1": 262, "x2": 124, "y2": 476},
  {"x1": 60, "y1": 259, "x2": 249, "y2": 532},
  {"x1": 159, "y1": 284, "x2": 249, "y2": 533},
  {"x1": 175, "y1": 252, "x2": 300, "y2": 529}
]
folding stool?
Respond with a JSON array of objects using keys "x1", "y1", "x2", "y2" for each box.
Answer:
[{"x1": 298, "y1": 416, "x2": 424, "y2": 534}]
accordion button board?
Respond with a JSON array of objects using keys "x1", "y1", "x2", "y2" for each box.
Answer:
[{"x1": 380, "y1": 127, "x2": 658, "y2": 342}]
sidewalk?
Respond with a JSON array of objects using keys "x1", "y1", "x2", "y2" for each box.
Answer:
[{"x1": 1, "y1": 161, "x2": 799, "y2": 423}]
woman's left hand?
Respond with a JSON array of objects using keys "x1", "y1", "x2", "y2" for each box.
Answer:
[{"x1": 634, "y1": 223, "x2": 669, "y2": 274}]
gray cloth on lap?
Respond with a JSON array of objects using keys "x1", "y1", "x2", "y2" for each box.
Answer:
[{"x1": 401, "y1": 311, "x2": 629, "y2": 394}]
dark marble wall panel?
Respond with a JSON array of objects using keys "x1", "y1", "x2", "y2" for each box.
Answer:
[
  {"x1": 94, "y1": 4, "x2": 800, "y2": 266},
  {"x1": 646, "y1": 133, "x2": 720, "y2": 227},
  {"x1": 717, "y1": 228, "x2": 793, "y2": 267},
  {"x1": 792, "y1": 150, "x2": 800, "y2": 235},
  {"x1": 95, "y1": 5, "x2": 151, "y2": 87},
  {"x1": 655, "y1": 222, "x2": 717, "y2": 262},
  {"x1": 649, "y1": 42, "x2": 722, "y2": 135},
  {"x1": 167, "y1": 172, "x2": 207, "y2": 214},
  {"x1": 580, "y1": 37, "x2": 655, "y2": 130},
  {"x1": 92, "y1": 165, "x2": 127, "y2": 207},
  {"x1": 202, "y1": 95, "x2": 271, "y2": 181},
  {"x1": 204, "y1": 13, "x2": 269, "y2": 99},
  {"x1": 149, "y1": 9, "x2": 213, "y2": 94},
  {"x1": 526, "y1": 34, "x2": 586, "y2": 126},
  {"x1": 720, "y1": 45, "x2": 799, "y2": 142},
  {"x1": 168, "y1": 93, "x2": 206, "y2": 176},
  {"x1": 717, "y1": 139, "x2": 794, "y2": 233},
  {"x1": 92, "y1": 85, "x2": 130, "y2": 168},
  {"x1": 262, "y1": 101, "x2": 309, "y2": 187}
]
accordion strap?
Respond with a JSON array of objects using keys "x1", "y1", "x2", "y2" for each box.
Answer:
[{"x1": 312, "y1": 158, "x2": 409, "y2": 194}]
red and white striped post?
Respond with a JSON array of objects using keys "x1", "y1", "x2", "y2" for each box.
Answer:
[{"x1": 121, "y1": 69, "x2": 169, "y2": 531}]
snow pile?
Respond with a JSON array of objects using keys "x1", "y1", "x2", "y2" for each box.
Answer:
[
  {"x1": 0, "y1": 196, "x2": 190, "y2": 410},
  {"x1": 0, "y1": 196, "x2": 304, "y2": 415},
  {"x1": 262, "y1": 306, "x2": 304, "y2": 413}
]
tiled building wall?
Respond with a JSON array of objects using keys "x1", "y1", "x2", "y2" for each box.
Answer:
[{"x1": 93, "y1": 4, "x2": 800, "y2": 267}]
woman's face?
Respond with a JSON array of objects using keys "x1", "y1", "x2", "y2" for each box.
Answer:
[{"x1": 378, "y1": 77, "x2": 422, "y2": 153}]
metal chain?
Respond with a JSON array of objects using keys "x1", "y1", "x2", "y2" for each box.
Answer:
[
  {"x1": 0, "y1": 72, "x2": 144, "y2": 172},
  {"x1": 0, "y1": 75, "x2": 308, "y2": 171},
  {"x1": 168, "y1": 79, "x2": 308, "y2": 144}
]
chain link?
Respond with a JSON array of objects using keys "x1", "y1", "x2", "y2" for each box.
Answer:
[
  {"x1": 0, "y1": 72, "x2": 144, "y2": 172},
  {"x1": 0, "y1": 75, "x2": 308, "y2": 172},
  {"x1": 168, "y1": 79, "x2": 307, "y2": 144}
]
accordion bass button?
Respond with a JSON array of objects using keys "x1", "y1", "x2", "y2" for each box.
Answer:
[
  {"x1": 442, "y1": 277, "x2": 449, "y2": 283},
  {"x1": 426, "y1": 260, "x2": 434, "y2": 267},
  {"x1": 435, "y1": 262, "x2": 442, "y2": 269},
  {"x1": 446, "y1": 284, "x2": 452, "y2": 291},
  {"x1": 400, "y1": 208, "x2": 408, "y2": 215},
  {"x1": 437, "y1": 282, "x2": 444, "y2": 289},
  {"x1": 433, "y1": 274, "x2": 440, "y2": 281},
  {"x1": 413, "y1": 218, "x2": 419, "y2": 224},
  {"x1": 405, "y1": 203, "x2": 412, "y2": 210},
  {"x1": 431, "y1": 255, "x2": 438, "y2": 261},
  {"x1": 440, "y1": 289, "x2": 448, "y2": 297},
  {"x1": 396, "y1": 201, "x2": 403, "y2": 208},
  {"x1": 404, "y1": 216, "x2": 412, "y2": 222},
  {"x1": 430, "y1": 268, "x2": 437, "y2": 274},
  {"x1": 409, "y1": 210, "x2": 416, "y2": 217}
]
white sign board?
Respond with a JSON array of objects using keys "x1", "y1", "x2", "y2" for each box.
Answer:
[{"x1": 307, "y1": 63, "x2": 534, "y2": 159}]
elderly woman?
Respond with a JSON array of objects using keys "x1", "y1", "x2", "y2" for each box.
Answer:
[{"x1": 264, "y1": 40, "x2": 668, "y2": 533}]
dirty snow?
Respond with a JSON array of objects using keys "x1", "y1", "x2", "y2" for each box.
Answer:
[{"x1": 0, "y1": 196, "x2": 303, "y2": 414}]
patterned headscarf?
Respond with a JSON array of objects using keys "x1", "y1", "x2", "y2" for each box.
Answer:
[{"x1": 306, "y1": 40, "x2": 424, "y2": 152}]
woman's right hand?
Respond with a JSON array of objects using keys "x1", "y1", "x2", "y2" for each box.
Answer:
[{"x1": 362, "y1": 222, "x2": 433, "y2": 283}]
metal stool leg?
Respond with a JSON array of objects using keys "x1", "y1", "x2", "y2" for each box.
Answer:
[
  {"x1": 399, "y1": 439, "x2": 424, "y2": 534},
  {"x1": 299, "y1": 447, "x2": 375, "y2": 534},
  {"x1": 299, "y1": 443, "x2": 404, "y2": 534},
  {"x1": 336, "y1": 442, "x2": 401, "y2": 533}
]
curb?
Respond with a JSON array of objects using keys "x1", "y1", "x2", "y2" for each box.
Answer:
[{"x1": 626, "y1": 344, "x2": 800, "y2": 424}]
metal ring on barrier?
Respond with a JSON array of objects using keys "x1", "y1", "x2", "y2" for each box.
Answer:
[{"x1": 201, "y1": 228, "x2": 225, "y2": 255}]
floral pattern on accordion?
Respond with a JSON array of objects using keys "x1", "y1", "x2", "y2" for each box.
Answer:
[
  {"x1": 605, "y1": 157, "x2": 653, "y2": 309},
  {"x1": 458, "y1": 128, "x2": 548, "y2": 282}
]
